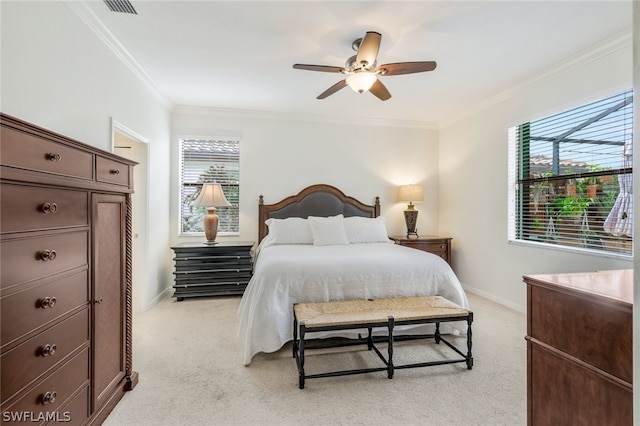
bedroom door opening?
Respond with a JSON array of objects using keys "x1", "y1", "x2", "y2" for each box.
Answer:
[{"x1": 111, "y1": 119, "x2": 150, "y2": 314}]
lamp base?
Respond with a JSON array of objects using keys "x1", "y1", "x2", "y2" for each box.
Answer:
[
  {"x1": 404, "y1": 209, "x2": 419, "y2": 239},
  {"x1": 203, "y1": 207, "x2": 220, "y2": 245}
]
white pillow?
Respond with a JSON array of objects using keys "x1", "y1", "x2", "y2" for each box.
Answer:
[
  {"x1": 344, "y1": 216, "x2": 390, "y2": 243},
  {"x1": 265, "y1": 217, "x2": 313, "y2": 245},
  {"x1": 308, "y1": 215, "x2": 349, "y2": 246}
]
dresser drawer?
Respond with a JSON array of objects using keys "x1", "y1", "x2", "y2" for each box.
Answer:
[
  {"x1": 1, "y1": 269, "x2": 89, "y2": 348},
  {"x1": 1, "y1": 231, "x2": 88, "y2": 290},
  {"x1": 0, "y1": 184, "x2": 89, "y2": 234},
  {"x1": 59, "y1": 386, "x2": 90, "y2": 426},
  {"x1": 1, "y1": 308, "x2": 89, "y2": 402},
  {"x1": 529, "y1": 284, "x2": 632, "y2": 384},
  {"x1": 1, "y1": 347, "x2": 90, "y2": 420},
  {"x1": 0, "y1": 126, "x2": 93, "y2": 180},
  {"x1": 529, "y1": 340, "x2": 632, "y2": 426},
  {"x1": 96, "y1": 156, "x2": 130, "y2": 187}
]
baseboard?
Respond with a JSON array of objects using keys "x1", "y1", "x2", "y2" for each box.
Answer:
[
  {"x1": 143, "y1": 286, "x2": 173, "y2": 311},
  {"x1": 462, "y1": 284, "x2": 526, "y2": 314}
]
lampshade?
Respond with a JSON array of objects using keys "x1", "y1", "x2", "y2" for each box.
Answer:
[
  {"x1": 346, "y1": 72, "x2": 377, "y2": 93},
  {"x1": 194, "y1": 183, "x2": 232, "y2": 208},
  {"x1": 397, "y1": 184, "x2": 424, "y2": 203}
]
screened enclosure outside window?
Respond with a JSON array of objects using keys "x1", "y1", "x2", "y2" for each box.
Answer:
[
  {"x1": 179, "y1": 138, "x2": 240, "y2": 235},
  {"x1": 508, "y1": 89, "x2": 633, "y2": 255}
]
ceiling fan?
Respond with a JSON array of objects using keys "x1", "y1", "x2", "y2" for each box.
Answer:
[{"x1": 293, "y1": 31, "x2": 437, "y2": 101}]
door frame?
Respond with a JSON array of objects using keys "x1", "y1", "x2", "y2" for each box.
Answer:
[{"x1": 110, "y1": 118, "x2": 150, "y2": 313}]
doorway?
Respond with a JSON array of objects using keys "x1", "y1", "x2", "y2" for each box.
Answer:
[{"x1": 111, "y1": 119, "x2": 150, "y2": 314}]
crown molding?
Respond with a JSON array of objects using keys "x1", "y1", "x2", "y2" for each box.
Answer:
[
  {"x1": 440, "y1": 30, "x2": 633, "y2": 129},
  {"x1": 173, "y1": 105, "x2": 438, "y2": 130},
  {"x1": 63, "y1": 1, "x2": 173, "y2": 109},
  {"x1": 62, "y1": 1, "x2": 433, "y2": 130}
]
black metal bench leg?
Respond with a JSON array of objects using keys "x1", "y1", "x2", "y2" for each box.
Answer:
[
  {"x1": 367, "y1": 326, "x2": 373, "y2": 350},
  {"x1": 435, "y1": 321, "x2": 441, "y2": 344},
  {"x1": 387, "y1": 316, "x2": 394, "y2": 379},
  {"x1": 299, "y1": 324, "x2": 306, "y2": 389},
  {"x1": 293, "y1": 308, "x2": 298, "y2": 358},
  {"x1": 466, "y1": 313, "x2": 474, "y2": 370}
]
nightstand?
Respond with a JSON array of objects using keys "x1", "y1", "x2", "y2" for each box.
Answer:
[
  {"x1": 390, "y1": 236, "x2": 452, "y2": 267},
  {"x1": 171, "y1": 241, "x2": 254, "y2": 301}
]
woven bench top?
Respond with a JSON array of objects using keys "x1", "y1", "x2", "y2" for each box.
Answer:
[{"x1": 294, "y1": 296, "x2": 469, "y2": 328}]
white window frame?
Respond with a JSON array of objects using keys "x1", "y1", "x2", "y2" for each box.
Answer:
[
  {"x1": 508, "y1": 89, "x2": 633, "y2": 257},
  {"x1": 179, "y1": 137, "x2": 240, "y2": 237}
]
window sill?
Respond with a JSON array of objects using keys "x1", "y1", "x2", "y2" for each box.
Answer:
[
  {"x1": 179, "y1": 232, "x2": 240, "y2": 238},
  {"x1": 508, "y1": 238, "x2": 633, "y2": 261}
]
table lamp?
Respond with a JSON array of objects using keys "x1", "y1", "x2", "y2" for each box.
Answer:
[
  {"x1": 397, "y1": 184, "x2": 424, "y2": 238},
  {"x1": 193, "y1": 183, "x2": 232, "y2": 245}
]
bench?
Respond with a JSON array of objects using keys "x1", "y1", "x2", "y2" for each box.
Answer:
[{"x1": 292, "y1": 295, "x2": 473, "y2": 389}]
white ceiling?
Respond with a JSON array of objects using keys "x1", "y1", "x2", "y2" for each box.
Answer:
[{"x1": 75, "y1": 0, "x2": 632, "y2": 127}]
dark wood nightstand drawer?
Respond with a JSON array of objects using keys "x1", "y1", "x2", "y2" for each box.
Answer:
[{"x1": 390, "y1": 236, "x2": 452, "y2": 267}]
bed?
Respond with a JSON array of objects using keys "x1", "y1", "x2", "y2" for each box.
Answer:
[{"x1": 237, "y1": 184, "x2": 468, "y2": 365}]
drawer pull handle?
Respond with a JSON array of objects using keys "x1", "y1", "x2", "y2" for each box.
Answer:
[
  {"x1": 46, "y1": 153, "x2": 62, "y2": 161},
  {"x1": 110, "y1": 169, "x2": 120, "y2": 175},
  {"x1": 41, "y1": 344, "x2": 57, "y2": 357},
  {"x1": 94, "y1": 298, "x2": 104, "y2": 304},
  {"x1": 41, "y1": 391, "x2": 57, "y2": 405},
  {"x1": 41, "y1": 202, "x2": 58, "y2": 214},
  {"x1": 40, "y1": 250, "x2": 57, "y2": 261},
  {"x1": 40, "y1": 297, "x2": 57, "y2": 309}
]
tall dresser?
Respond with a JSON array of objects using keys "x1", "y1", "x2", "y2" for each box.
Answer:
[
  {"x1": 1, "y1": 114, "x2": 137, "y2": 425},
  {"x1": 523, "y1": 269, "x2": 632, "y2": 426}
]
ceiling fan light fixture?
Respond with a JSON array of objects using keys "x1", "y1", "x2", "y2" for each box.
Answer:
[{"x1": 346, "y1": 72, "x2": 377, "y2": 93}]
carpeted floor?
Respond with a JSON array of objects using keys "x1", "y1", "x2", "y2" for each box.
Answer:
[{"x1": 104, "y1": 291, "x2": 526, "y2": 426}]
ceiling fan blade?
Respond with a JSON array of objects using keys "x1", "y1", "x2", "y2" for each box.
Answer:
[
  {"x1": 377, "y1": 61, "x2": 437, "y2": 76},
  {"x1": 369, "y1": 79, "x2": 391, "y2": 101},
  {"x1": 355, "y1": 31, "x2": 381, "y2": 67},
  {"x1": 317, "y1": 79, "x2": 348, "y2": 99},
  {"x1": 293, "y1": 64, "x2": 344, "y2": 73}
]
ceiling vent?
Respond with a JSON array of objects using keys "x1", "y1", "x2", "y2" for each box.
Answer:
[{"x1": 103, "y1": 0, "x2": 137, "y2": 14}]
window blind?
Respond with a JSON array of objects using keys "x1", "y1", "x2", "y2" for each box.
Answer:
[
  {"x1": 509, "y1": 89, "x2": 633, "y2": 255},
  {"x1": 179, "y1": 138, "x2": 240, "y2": 234}
]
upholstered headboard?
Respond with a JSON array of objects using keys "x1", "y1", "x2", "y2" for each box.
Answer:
[{"x1": 258, "y1": 184, "x2": 380, "y2": 243}]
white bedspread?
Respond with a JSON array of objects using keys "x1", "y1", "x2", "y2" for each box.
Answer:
[{"x1": 237, "y1": 242, "x2": 468, "y2": 365}]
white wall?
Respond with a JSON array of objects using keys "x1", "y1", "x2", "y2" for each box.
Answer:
[
  {"x1": 2, "y1": 1, "x2": 633, "y2": 316},
  {"x1": 1, "y1": 1, "x2": 173, "y2": 311},
  {"x1": 439, "y1": 39, "x2": 634, "y2": 312},
  {"x1": 171, "y1": 108, "x2": 439, "y2": 245}
]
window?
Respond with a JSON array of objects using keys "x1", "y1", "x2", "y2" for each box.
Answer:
[
  {"x1": 509, "y1": 89, "x2": 633, "y2": 255},
  {"x1": 179, "y1": 138, "x2": 240, "y2": 235}
]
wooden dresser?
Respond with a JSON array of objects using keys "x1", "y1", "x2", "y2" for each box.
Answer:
[
  {"x1": 389, "y1": 236, "x2": 452, "y2": 267},
  {"x1": 172, "y1": 242, "x2": 253, "y2": 300},
  {"x1": 523, "y1": 269, "x2": 632, "y2": 426},
  {"x1": 1, "y1": 114, "x2": 137, "y2": 425}
]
